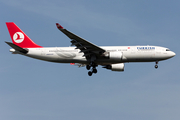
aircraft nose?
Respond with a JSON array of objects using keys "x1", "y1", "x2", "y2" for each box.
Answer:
[{"x1": 171, "y1": 51, "x2": 176, "y2": 57}]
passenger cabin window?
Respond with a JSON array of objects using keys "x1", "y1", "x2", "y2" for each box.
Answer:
[{"x1": 166, "y1": 49, "x2": 170, "y2": 51}]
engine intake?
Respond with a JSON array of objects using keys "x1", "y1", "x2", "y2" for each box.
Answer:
[
  {"x1": 104, "y1": 51, "x2": 123, "y2": 60},
  {"x1": 104, "y1": 63, "x2": 124, "y2": 71}
]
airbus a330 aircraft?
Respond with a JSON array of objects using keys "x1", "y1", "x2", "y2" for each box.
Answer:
[{"x1": 6, "y1": 22, "x2": 176, "y2": 76}]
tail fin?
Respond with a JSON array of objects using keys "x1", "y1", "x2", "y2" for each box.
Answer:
[{"x1": 6, "y1": 22, "x2": 42, "y2": 48}]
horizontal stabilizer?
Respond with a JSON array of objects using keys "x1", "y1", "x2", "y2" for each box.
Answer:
[{"x1": 5, "y1": 42, "x2": 28, "y2": 54}]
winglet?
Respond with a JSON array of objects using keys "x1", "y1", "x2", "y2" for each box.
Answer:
[{"x1": 56, "y1": 23, "x2": 64, "y2": 29}]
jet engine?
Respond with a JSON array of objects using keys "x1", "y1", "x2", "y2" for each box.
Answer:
[
  {"x1": 103, "y1": 63, "x2": 124, "y2": 71},
  {"x1": 104, "y1": 52, "x2": 123, "y2": 60}
]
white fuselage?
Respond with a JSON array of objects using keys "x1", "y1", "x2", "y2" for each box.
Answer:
[
  {"x1": 14, "y1": 45, "x2": 175, "y2": 65},
  {"x1": 6, "y1": 22, "x2": 176, "y2": 75}
]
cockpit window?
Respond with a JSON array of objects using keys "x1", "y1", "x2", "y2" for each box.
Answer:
[{"x1": 166, "y1": 49, "x2": 170, "y2": 51}]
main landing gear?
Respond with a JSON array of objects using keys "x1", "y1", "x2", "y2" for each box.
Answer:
[
  {"x1": 87, "y1": 63, "x2": 98, "y2": 76},
  {"x1": 155, "y1": 61, "x2": 158, "y2": 69}
]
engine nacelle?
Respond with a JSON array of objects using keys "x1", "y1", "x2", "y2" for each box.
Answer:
[
  {"x1": 104, "y1": 63, "x2": 124, "y2": 72},
  {"x1": 105, "y1": 52, "x2": 123, "y2": 60}
]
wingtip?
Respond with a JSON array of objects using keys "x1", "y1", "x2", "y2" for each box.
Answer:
[{"x1": 56, "y1": 23, "x2": 64, "y2": 29}]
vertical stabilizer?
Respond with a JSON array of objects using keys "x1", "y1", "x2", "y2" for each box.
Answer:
[{"x1": 6, "y1": 22, "x2": 42, "y2": 48}]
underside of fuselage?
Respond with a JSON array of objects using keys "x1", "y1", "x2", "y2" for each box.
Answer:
[{"x1": 24, "y1": 50, "x2": 172, "y2": 65}]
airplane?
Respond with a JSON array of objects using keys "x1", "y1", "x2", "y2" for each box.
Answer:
[{"x1": 5, "y1": 22, "x2": 176, "y2": 76}]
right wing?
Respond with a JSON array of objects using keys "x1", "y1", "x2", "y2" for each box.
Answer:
[{"x1": 56, "y1": 23, "x2": 106, "y2": 57}]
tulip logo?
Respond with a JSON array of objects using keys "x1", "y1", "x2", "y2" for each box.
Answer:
[{"x1": 13, "y1": 32, "x2": 24, "y2": 43}]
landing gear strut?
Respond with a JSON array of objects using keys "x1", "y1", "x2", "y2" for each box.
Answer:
[{"x1": 155, "y1": 61, "x2": 158, "y2": 69}]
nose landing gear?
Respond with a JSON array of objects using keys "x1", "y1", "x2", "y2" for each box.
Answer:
[{"x1": 155, "y1": 61, "x2": 158, "y2": 69}]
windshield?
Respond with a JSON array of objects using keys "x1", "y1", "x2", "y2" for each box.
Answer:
[{"x1": 166, "y1": 49, "x2": 170, "y2": 51}]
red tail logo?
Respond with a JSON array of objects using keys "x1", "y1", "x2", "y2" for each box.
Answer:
[{"x1": 6, "y1": 22, "x2": 42, "y2": 48}]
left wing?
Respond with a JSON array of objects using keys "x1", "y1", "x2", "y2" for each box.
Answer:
[
  {"x1": 56, "y1": 23, "x2": 106, "y2": 57},
  {"x1": 70, "y1": 63, "x2": 86, "y2": 67}
]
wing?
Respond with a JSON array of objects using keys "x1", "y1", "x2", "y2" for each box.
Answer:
[
  {"x1": 70, "y1": 63, "x2": 86, "y2": 67},
  {"x1": 56, "y1": 23, "x2": 106, "y2": 58}
]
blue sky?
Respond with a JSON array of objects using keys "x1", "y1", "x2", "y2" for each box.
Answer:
[{"x1": 0, "y1": 0, "x2": 179, "y2": 120}]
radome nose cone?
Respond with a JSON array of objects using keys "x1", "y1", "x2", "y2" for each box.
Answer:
[
  {"x1": 170, "y1": 51, "x2": 176, "y2": 58},
  {"x1": 172, "y1": 52, "x2": 176, "y2": 57}
]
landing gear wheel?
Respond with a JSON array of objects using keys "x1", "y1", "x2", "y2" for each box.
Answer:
[
  {"x1": 86, "y1": 65, "x2": 91, "y2": 70},
  {"x1": 92, "y1": 68, "x2": 97, "y2": 74},
  {"x1": 87, "y1": 61, "x2": 98, "y2": 76},
  {"x1": 155, "y1": 65, "x2": 158, "y2": 69},
  {"x1": 88, "y1": 71, "x2": 92, "y2": 76}
]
